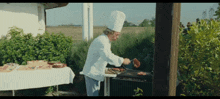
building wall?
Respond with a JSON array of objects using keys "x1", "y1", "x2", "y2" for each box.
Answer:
[{"x1": 0, "y1": 3, "x2": 45, "y2": 37}]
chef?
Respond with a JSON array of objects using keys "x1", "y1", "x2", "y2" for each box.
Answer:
[{"x1": 82, "y1": 10, "x2": 131, "y2": 96}]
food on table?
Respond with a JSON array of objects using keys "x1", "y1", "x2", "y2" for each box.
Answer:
[
  {"x1": 112, "y1": 68, "x2": 125, "y2": 72},
  {"x1": 63, "y1": 64, "x2": 67, "y2": 67},
  {"x1": 37, "y1": 65, "x2": 52, "y2": 70},
  {"x1": 119, "y1": 68, "x2": 125, "y2": 72},
  {"x1": 0, "y1": 60, "x2": 67, "y2": 71},
  {"x1": 2, "y1": 65, "x2": 9, "y2": 70},
  {"x1": 0, "y1": 65, "x2": 17, "y2": 72},
  {"x1": 27, "y1": 60, "x2": 48, "y2": 66},
  {"x1": 4, "y1": 63, "x2": 19, "y2": 67},
  {"x1": 133, "y1": 58, "x2": 141, "y2": 68},
  {"x1": 17, "y1": 66, "x2": 36, "y2": 71},
  {"x1": 112, "y1": 68, "x2": 120, "y2": 71},
  {"x1": 52, "y1": 63, "x2": 66, "y2": 68},
  {"x1": 105, "y1": 68, "x2": 116, "y2": 74},
  {"x1": 106, "y1": 68, "x2": 123, "y2": 74},
  {"x1": 0, "y1": 65, "x2": 8, "y2": 71},
  {"x1": 48, "y1": 61, "x2": 60, "y2": 65},
  {"x1": 137, "y1": 71, "x2": 147, "y2": 76}
]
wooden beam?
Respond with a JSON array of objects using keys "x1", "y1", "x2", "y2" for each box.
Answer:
[
  {"x1": 152, "y1": 3, "x2": 181, "y2": 96},
  {"x1": 44, "y1": 9, "x2": 46, "y2": 26},
  {"x1": 168, "y1": 3, "x2": 181, "y2": 96}
]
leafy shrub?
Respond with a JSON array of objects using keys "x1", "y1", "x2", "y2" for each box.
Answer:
[
  {"x1": 111, "y1": 30, "x2": 155, "y2": 72},
  {"x1": 178, "y1": 19, "x2": 220, "y2": 96},
  {"x1": 133, "y1": 87, "x2": 144, "y2": 96},
  {"x1": 0, "y1": 26, "x2": 73, "y2": 65},
  {"x1": 68, "y1": 39, "x2": 93, "y2": 74}
]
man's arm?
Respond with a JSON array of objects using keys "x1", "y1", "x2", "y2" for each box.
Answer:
[{"x1": 97, "y1": 41, "x2": 130, "y2": 67}]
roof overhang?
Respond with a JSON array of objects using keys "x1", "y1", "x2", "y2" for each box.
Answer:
[{"x1": 42, "y1": 3, "x2": 68, "y2": 9}]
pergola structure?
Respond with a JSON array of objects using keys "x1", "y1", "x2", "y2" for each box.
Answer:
[{"x1": 153, "y1": 3, "x2": 181, "y2": 96}]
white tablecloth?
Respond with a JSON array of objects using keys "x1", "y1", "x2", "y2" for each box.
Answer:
[{"x1": 0, "y1": 67, "x2": 75, "y2": 91}]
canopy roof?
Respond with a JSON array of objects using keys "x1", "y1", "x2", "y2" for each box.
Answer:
[{"x1": 42, "y1": 3, "x2": 68, "y2": 9}]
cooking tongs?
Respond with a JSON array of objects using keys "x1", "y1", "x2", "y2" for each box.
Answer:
[
  {"x1": 121, "y1": 59, "x2": 133, "y2": 70},
  {"x1": 121, "y1": 58, "x2": 140, "y2": 69}
]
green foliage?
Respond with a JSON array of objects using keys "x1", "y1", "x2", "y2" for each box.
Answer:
[
  {"x1": 214, "y1": 3, "x2": 220, "y2": 20},
  {"x1": 150, "y1": 17, "x2": 155, "y2": 27},
  {"x1": 178, "y1": 19, "x2": 220, "y2": 96},
  {"x1": 139, "y1": 19, "x2": 150, "y2": 27},
  {"x1": 139, "y1": 18, "x2": 155, "y2": 27},
  {"x1": 45, "y1": 86, "x2": 56, "y2": 94},
  {"x1": 123, "y1": 20, "x2": 137, "y2": 27},
  {"x1": 133, "y1": 87, "x2": 143, "y2": 96},
  {"x1": 68, "y1": 39, "x2": 93, "y2": 74},
  {"x1": 111, "y1": 29, "x2": 155, "y2": 72},
  {"x1": 0, "y1": 26, "x2": 73, "y2": 65}
]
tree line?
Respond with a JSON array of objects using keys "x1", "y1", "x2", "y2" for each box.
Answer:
[
  {"x1": 50, "y1": 17, "x2": 156, "y2": 27},
  {"x1": 123, "y1": 17, "x2": 155, "y2": 27}
]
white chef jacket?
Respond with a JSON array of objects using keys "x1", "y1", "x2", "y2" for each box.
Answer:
[{"x1": 82, "y1": 33, "x2": 124, "y2": 81}]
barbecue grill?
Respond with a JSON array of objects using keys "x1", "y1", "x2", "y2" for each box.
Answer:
[
  {"x1": 116, "y1": 69, "x2": 152, "y2": 82},
  {"x1": 100, "y1": 63, "x2": 153, "y2": 96}
]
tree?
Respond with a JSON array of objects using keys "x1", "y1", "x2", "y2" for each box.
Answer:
[
  {"x1": 138, "y1": 18, "x2": 156, "y2": 27},
  {"x1": 213, "y1": 3, "x2": 220, "y2": 20},
  {"x1": 123, "y1": 20, "x2": 130, "y2": 27},
  {"x1": 139, "y1": 19, "x2": 150, "y2": 27},
  {"x1": 123, "y1": 20, "x2": 137, "y2": 27},
  {"x1": 150, "y1": 17, "x2": 155, "y2": 27}
]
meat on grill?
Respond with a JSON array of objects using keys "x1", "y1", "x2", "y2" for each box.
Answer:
[
  {"x1": 137, "y1": 72, "x2": 147, "y2": 76},
  {"x1": 133, "y1": 58, "x2": 140, "y2": 68},
  {"x1": 112, "y1": 68, "x2": 125, "y2": 72}
]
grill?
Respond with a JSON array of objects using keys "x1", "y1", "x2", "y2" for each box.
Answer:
[
  {"x1": 116, "y1": 69, "x2": 152, "y2": 82},
  {"x1": 100, "y1": 66, "x2": 153, "y2": 96}
]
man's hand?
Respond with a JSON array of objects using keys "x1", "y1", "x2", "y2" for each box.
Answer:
[{"x1": 123, "y1": 58, "x2": 131, "y2": 65}]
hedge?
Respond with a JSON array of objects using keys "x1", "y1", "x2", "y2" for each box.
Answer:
[
  {"x1": 0, "y1": 26, "x2": 73, "y2": 66},
  {"x1": 178, "y1": 19, "x2": 220, "y2": 96}
]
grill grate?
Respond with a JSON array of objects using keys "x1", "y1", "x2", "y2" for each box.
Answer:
[{"x1": 116, "y1": 69, "x2": 153, "y2": 82}]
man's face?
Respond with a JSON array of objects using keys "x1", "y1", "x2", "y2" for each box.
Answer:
[{"x1": 108, "y1": 32, "x2": 121, "y2": 42}]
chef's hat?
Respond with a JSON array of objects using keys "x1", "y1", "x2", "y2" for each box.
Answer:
[{"x1": 106, "y1": 10, "x2": 126, "y2": 32}]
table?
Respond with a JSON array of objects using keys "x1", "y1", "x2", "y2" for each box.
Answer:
[
  {"x1": 0, "y1": 66, "x2": 75, "y2": 96},
  {"x1": 80, "y1": 68, "x2": 117, "y2": 96}
]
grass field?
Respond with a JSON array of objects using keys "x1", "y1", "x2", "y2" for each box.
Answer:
[{"x1": 45, "y1": 26, "x2": 155, "y2": 43}]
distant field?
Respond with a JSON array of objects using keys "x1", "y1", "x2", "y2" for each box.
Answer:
[{"x1": 45, "y1": 26, "x2": 154, "y2": 42}]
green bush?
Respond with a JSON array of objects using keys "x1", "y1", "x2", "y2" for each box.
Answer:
[
  {"x1": 178, "y1": 19, "x2": 220, "y2": 96},
  {"x1": 0, "y1": 26, "x2": 73, "y2": 65},
  {"x1": 68, "y1": 39, "x2": 93, "y2": 74},
  {"x1": 111, "y1": 30, "x2": 155, "y2": 72}
]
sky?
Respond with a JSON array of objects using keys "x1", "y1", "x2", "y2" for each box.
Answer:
[{"x1": 46, "y1": 3, "x2": 219, "y2": 27}]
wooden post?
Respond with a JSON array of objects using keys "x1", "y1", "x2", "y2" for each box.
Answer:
[
  {"x1": 153, "y1": 3, "x2": 181, "y2": 96},
  {"x1": 169, "y1": 3, "x2": 181, "y2": 96},
  {"x1": 88, "y1": 3, "x2": 93, "y2": 40},
  {"x1": 44, "y1": 9, "x2": 46, "y2": 29},
  {"x1": 82, "y1": 3, "x2": 93, "y2": 41},
  {"x1": 82, "y1": 3, "x2": 89, "y2": 41}
]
